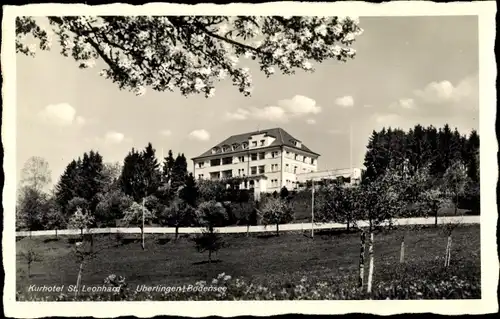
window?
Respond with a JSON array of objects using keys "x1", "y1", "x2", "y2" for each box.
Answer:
[
  {"x1": 210, "y1": 159, "x2": 221, "y2": 166},
  {"x1": 251, "y1": 153, "x2": 258, "y2": 161},
  {"x1": 251, "y1": 166, "x2": 257, "y2": 175},
  {"x1": 271, "y1": 164, "x2": 279, "y2": 171},
  {"x1": 222, "y1": 170, "x2": 232, "y2": 178},
  {"x1": 210, "y1": 172, "x2": 220, "y2": 180},
  {"x1": 238, "y1": 168, "x2": 245, "y2": 176},
  {"x1": 271, "y1": 151, "x2": 279, "y2": 158},
  {"x1": 242, "y1": 142, "x2": 248, "y2": 149},
  {"x1": 198, "y1": 174, "x2": 204, "y2": 179},
  {"x1": 303, "y1": 156, "x2": 308, "y2": 163},
  {"x1": 258, "y1": 165, "x2": 265, "y2": 174},
  {"x1": 252, "y1": 141, "x2": 257, "y2": 147},
  {"x1": 285, "y1": 164, "x2": 289, "y2": 172},
  {"x1": 232, "y1": 143, "x2": 239, "y2": 151},
  {"x1": 222, "y1": 146, "x2": 229, "y2": 152},
  {"x1": 259, "y1": 152, "x2": 265, "y2": 160},
  {"x1": 295, "y1": 154, "x2": 299, "y2": 160},
  {"x1": 294, "y1": 166, "x2": 298, "y2": 173},
  {"x1": 238, "y1": 156, "x2": 245, "y2": 162},
  {"x1": 212, "y1": 147, "x2": 219, "y2": 154},
  {"x1": 260, "y1": 139, "x2": 266, "y2": 146},
  {"x1": 198, "y1": 162, "x2": 204, "y2": 168},
  {"x1": 222, "y1": 157, "x2": 233, "y2": 165},
  {"x1": 311, "y1": 159, "x2": 315, "y2": 165}
]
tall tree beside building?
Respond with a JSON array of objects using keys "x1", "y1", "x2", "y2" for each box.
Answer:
[
  {"x1": 120, "y1": 143, "x2": 161, "y2": 202},
  {"x1": 170, "y1": 153, "x2": 188, "y2": 194},
  {"x1": 179, "y1": 173, "x2": 199, "y2": 207},
  {"x1": 162, "y1": 150, "x2": 176, "y2": 185}
]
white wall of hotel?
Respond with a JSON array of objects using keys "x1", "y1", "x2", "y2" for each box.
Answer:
[{"x1": 192, "y1": 141, "x2": 319, "y2": 199}]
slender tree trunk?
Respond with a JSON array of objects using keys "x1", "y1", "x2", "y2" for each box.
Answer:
[
  {"x1": 29, "y1": 230, "x2": 32, "y2": 239},
  {"x1": 140, "y1": 226, "x2": 145, "y2": 250},
  {"x1": 142, "y1": 198, "x2": 145, "y2": 250},
  {"x1": 80, "y1": 228, "x2": 83, "y2": 240},
  {"x1": 434, "y1": 209, "x2": 438, "y2": 227},
  {"x1": 399, "y1": 235, "x2": 405, "y2": 263},
  {"x1": 27, "y1": 263, "x2": 31, "y2": 278},
  {"x1": 367, "y1": 231, "x2": 374, "y2": 294},
  {"x1": 276, "y1": 223, "x2": 279, "y2": 236},
  {"x1": 75, "y1": 262, "x2": 84, "y2": 297},
  {"x1": 444, "y1": 235, "x2": 451, "y2": 267},
  {"x1": 55, "y1": 228, "x2": 58, "y2": 239},
  {"x1": 246, "y1": 224, "x2": 250, "y2": 237},
  {"x1": 444, "y1": 235, "x2": 452, "y2": 267},
  {"x1": 347, "y1": 220, "x2": 350, "y2": 232},
  {"x1": 454, "y1": 193, "x2": 458, "y2": 215},
  {"x1": 358, "y1": 231, "x2": 366, "y2": 288},
  {"x1": 175, "y1": 225, "x2": 179, "y2": 241}
]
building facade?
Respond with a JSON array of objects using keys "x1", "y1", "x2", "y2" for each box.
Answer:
[{"x1": 191, "y1": 128, "x2": 320, "y2": 195}]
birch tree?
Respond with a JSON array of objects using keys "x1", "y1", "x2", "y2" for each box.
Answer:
[
  {"x1": 16, "y1": 16, "x2": 363, "y2": 97},
  {"x1": 356, "y1": 171, "x2": 403, "y2": 294},
  {"x1": 122, "y1": 201, "x2": 155, "y2": 250}
]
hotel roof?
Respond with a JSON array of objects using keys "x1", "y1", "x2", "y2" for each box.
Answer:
[{"x1": 192, "y1": 127, "x2": 320, "y2": 160}]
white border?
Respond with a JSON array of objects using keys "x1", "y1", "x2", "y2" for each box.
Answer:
[{"x1": 2, "y1": 1, "x2": 498, "y2": 317}]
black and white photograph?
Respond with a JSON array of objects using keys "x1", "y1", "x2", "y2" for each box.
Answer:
[{"x1": 2, "y1": 1, "x2": 498, "y2": 317}]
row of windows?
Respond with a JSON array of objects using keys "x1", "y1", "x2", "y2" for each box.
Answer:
[
  {"x1": 199, "y1": 163, "x2": 314, "y2": 177},
  {"x1": 213, "y1": 139, "x2": 270, "y2": 154},
  {"x1": 199, "y1": 151, "x2": 315, "y2": 168}
]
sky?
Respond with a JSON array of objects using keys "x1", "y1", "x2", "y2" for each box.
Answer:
[{"x1": 16, "y1": 16, "x2": 479, "y2": 188}]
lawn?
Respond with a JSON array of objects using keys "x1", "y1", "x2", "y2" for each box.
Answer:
[{"x1": 16, "y1": 224, "x2": 480, "y2": 300}]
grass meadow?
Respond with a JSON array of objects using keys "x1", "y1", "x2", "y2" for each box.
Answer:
[{"x1": 16, "y1": 224, "x2": 480, "y2": 300}]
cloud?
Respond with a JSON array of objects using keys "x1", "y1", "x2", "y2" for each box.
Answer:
[
  {"x1": 373, "y1": 113, "x2": 403, "y2": 125},
  {"x1": 335, "y1": 95, "x2": 354, "y2": 108},
  {"x1": 104, "y1": 131, "x2": 125, "y2": 144},
  {"x1": 159, "y1": 129, "x2": 172, "y2": 137},
  {"x1": 249, "y1": 106, "x2": 288, "y2": 122},
  {"x1": 189, "y1": 129, "x2": 210, "y2": 141},
  {"x1": 413, "y1": 74, "x2": 478, "y2": 104},
  {"x1": 225, "y1": 95, "x2": 320, "y2": 123},
  {"x1": 390, "y1": 98, "x2": 415, "y2": 110},
  {"x1": 75, "y1": 116, "x2": 86, "y2": 126},
  {"x1": 277, "y1": 95, "x2": 321, "y2": 116},
  {"x1": 39, "y1": 103, "x2": 79, "y2": 126},
  {"x1": 306, "y1": 118, "x2": 316, "y2": 125},
  {"x1": 225, "y1": 108, "x2": 250, "y2": 121}
]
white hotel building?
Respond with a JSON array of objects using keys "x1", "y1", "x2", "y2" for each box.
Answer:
[{"x1": 191, "y1": 128, "x2": 361, "y2": 195}]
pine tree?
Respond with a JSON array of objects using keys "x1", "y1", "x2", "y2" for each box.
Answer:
[
  {"x1": 179, "y1": 173, "x2": 199, "y2": 207},
  {"x1": 171, "y1": 153, "x2": 188, "y2": 194},
  {"x1": 78, "y1": 150, "x2": 105, "y2": 213},
  {"x1": 120, "y1": 148, "x2": 144, "y2": 202},
  {"x1": 142, "y1": 143, "x2": 162, "y2": 196},
  {"x1": 162, "y1": 150, "x2": 176, "y2": 185},
  {"x1": 120, "y1": 144, "x2": 162, "y2": 201},
  {"x1": 55, "y1": 159, "x2": 80, "y2": 215},
  {"x1": 466, "y1": 130, "x2": 480, "y2": 182}
]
